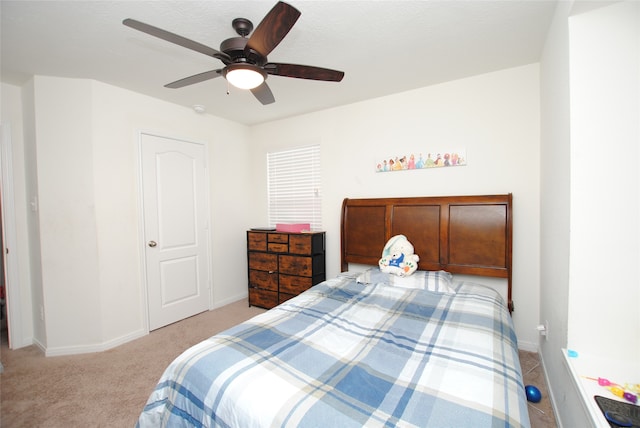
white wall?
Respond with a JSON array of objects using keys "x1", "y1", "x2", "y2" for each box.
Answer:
[
  {"x1": 539, "y1": 1, "x2": 639, "y2": 426},
  {"x1": 88, "y1": 81, "x2": 254, "y2": 344},
  {"x1": 568, "y1": 0, "x2": 639, "y2": 361},
  {"x1": 249, "y1": 64, "x2": 542, "y2": 349},
  {"x1": 11, "y1": 76, "x2": 252, "y2": 355},
  {"x1": 16, "y1": 80, "x2": 49, "y2": 349},
  {"x1": 34, "y1": 77, "x2": 103, "y2": 350},
  {"x1": 539, "y1": 2, "x2": 591, "y2": 426}
]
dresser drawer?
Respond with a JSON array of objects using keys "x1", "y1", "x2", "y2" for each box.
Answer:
[
  {"x1": 279, "y1": 274, "x2": 313, "y2": 295},
  {"x1": 248, "y1": 252, "x2": 277, "y2": 271},
  {"x1": 249, "y1": 288, "x2": 277, "y2": 309},
  {"x1": 280, "y1": 254, "x2": 325, "y2": 276},
  {"x1": 268, "y1": 233, "x2": 289, "y2": 244},
  {"x1": 247, "y1": 232, "x2": 267, "y2": 251},
  {"x1": 289, "y1": 234, "x2": 324, "y2": 255},
  {"x1": 288, "y1": 235, "x2": 312, "y2": 255},
  {"x1": 267, "y1": 243, "x2": 289, "y2": 253},
  {"x1": 278, "y1": 255, "x2": 312, "y2": 276},
  {"x1": 249, "y1": 269, "x2": 278, "y2": 291}
]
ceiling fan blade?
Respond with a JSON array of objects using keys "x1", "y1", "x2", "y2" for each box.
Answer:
[
  {"x1": 264, "y1": 63, "x2": 344, "y2": 82},
  {"x1": 251, "y1": 82, "x2": 275, "y2": 105},
  {"x1": 245, "y1": 2, "x2": 301, "y2": 58},
  {"x1": 164, "y1": 69, "x2": 223, "y2": 89},
  {"x1": 123, "y1": 18, "x2": 231, "y2": 64}
]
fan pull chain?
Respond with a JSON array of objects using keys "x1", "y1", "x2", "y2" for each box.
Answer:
[{"x1": 226, "y1": 80, "x2": 230, "y2": 95}]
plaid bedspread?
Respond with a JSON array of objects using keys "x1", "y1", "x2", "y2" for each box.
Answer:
[{"x1": 137, "y1": 277, "x2": 530, "y2": 428}]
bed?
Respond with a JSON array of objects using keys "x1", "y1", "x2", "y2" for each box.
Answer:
[{"x1": 138, "y1": 194, "x2": 530, "y2": 428}]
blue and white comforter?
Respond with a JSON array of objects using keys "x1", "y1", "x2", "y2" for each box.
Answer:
[{"x1": 138, "y1": 277, "x2": 530, "y2": 428}]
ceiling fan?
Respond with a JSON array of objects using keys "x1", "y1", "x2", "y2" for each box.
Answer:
[{"x1": 123, "y1": 1, "x2": 344, "y2": 105}]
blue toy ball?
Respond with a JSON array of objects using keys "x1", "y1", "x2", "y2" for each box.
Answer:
[{"x1": 525, "y1": 385, "x2": 542, "y2": 403}]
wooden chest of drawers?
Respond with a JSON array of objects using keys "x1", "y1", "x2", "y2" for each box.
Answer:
[{"x1": 247, "y1": 231, "x2": 325, "y2": 309}]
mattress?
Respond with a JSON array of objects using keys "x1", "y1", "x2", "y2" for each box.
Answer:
[{"x1": 138, "y1": 275, "x2": 530, "y2": 428}]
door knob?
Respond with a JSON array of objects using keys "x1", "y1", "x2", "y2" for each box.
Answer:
[{"x1": 148, "y1": 241, "x2": 157, "y2": 247}]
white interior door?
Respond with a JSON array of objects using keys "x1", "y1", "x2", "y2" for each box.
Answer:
[
  {"x1": 1, "y1": 123, "x2": 22, "y2": 349},
  {"x1": 140, "y1": 133, "x2": 210, "y2": 331}
]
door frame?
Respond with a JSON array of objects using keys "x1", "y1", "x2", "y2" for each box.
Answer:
[{"x1": 136, "y1": 130, "x2": 213, "y2": 332}]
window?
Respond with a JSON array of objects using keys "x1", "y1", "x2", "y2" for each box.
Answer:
[{"x1": 267, "y1": 145, "x2": 322, "y2": 231}]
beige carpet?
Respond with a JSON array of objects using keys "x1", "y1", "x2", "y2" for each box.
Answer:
[
  {"x1": 0, "y1": 301, "x2": 266, "y2": 427},
  {"x1": 520, "y1": 350, "x2": 558, "y2": 428},
  {"x1": 1, "y1": 300, "x2": 557, "y2": 427}
]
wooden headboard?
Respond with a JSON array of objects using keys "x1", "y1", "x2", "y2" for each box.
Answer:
[{"x1": 340, "y1": 194, "x2": 514, "y2": 312}]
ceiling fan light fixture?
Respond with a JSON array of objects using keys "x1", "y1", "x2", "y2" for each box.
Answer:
[
  {"x1": 225, "y1": 64, "x2": 266, "y2": 90},
  {"x1": 124, "y1": 2, "x2": 343, "y2": 106}
]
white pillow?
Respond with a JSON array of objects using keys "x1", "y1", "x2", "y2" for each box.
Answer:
[{"x1": 356, "y1": 268, "x2": 456, "y2": 294}]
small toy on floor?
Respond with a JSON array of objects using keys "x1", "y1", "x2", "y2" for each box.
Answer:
[{"x1": 525, "y1": 385, "x2": 542, "y2": 403}]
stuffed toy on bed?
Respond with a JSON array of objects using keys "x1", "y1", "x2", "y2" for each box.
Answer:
[{"x1": 379, "y1": 234, "x2": 420, "y2": 277}]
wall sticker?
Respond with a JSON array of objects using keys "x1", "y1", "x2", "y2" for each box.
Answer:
[{"x1": 376, "y1": 150, "x2": 466, "y2": 173}]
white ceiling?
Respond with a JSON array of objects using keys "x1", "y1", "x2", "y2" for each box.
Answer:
[{"x1": 1, "y1": 1, "x2": 558, "y2": 126}]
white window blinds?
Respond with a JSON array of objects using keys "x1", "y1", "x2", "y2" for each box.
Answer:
[{"x1": 267, "y1": 145, "x2": 322, "y2": 231}]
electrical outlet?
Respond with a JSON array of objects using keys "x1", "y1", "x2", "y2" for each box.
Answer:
[
  {"x1": 545, "y1": 320, "x2": 549, "y2": 341},
  {"x1": 536, "y1": 322, "x2": 549, "y2": 340}
]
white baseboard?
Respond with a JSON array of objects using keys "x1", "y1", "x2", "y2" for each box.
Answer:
[
  {"x1": 31, "y1": 295, "x2": 249, "y2": 357},
  {"x1": 539, "y1": 350, "x2": 563, "y2": 428},
  {"x1": 518, "y1": 339, "x2": 539, "y2": 352},
  {"x1": 212, "y1": 293, "x2": 248, "y2": 310},
  {"x1": 32, "y1": 336, "x2": 46, "y2": 354},
  {"x1": 44, "y1": 328, "x2": 147, "y2": 357}
]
